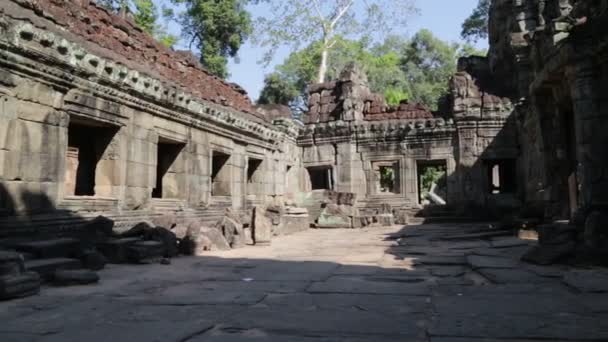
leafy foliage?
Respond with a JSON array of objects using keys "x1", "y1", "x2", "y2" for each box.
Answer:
[
  {"x1": 253, "y1": 0, "x2": 417, "y2": 83},
  {"x1": 171, "y1": 0, "x2": 252, "y2": 79},
  {"x1": 461, "y1": 0, "x2": 490, "y2": 43},
  {"x1": 258, "y1": 30, "x2": 485, "y2": 112},
  {"x1": 420, "y1": 165, "x2": 446, "y2": 199},
  {"x1": 95, "y1": 0, "x2": 178, "y2": 48}
]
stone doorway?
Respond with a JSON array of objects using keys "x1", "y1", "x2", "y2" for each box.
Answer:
[
  {"x1": 307, "y1": 166, "x2": 334, "y2": 190},
  {"x1": 417, "y1": 160, "x2": 447, "y2": 205},
  {"x1": 152, "y1": 138, "x2": 185, "y2": 199},
  {"x1": 211, "y1": 151, "x2": 232, "y2": 197},
  {"x1": 65, "y1": 121, "x2": 118, "y2": 197}
]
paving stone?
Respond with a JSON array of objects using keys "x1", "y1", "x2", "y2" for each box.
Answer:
[
  {"x1": 53, "y1": 269, "x2": 99, "y2": 286},
  {"x1": 476, "y1": 268, "x2": 555, "y2": 284},
  {"x1": 307, "y1": 276, "x2": 430, "y2": 295},
  {"x1": 430, "y1": 312, "x2": 608, "y2": 340},
  {"x1": 563, "y1": 269, "x2": 608, "y2": 293},
  {"x1": 490, "y1": 237, "x2": 531, "y2": 248},
  {"x1": 414, "y1": 255, "x2": 468, "y2": 266},
  {"x1": 467, "y1": 255, "x2": 518, "y2": 269}
]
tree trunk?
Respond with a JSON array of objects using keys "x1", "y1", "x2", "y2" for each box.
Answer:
[{"x1": 317, "y1": 44, "x2": 329, "y2": 83}]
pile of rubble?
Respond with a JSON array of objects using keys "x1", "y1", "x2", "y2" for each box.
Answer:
[{"x1": 0, "y1": 204, "x2": 310, "y2": 301}]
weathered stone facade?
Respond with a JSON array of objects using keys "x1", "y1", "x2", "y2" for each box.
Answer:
[
  {"x1": 486, "y1": 0, "x2": 608, "y2": 232},
  {"x1": 0, "y1": 0, "x2": 304, "y2": 237},
  {"x1": 300, "y1": 60, "x2": 519, "y2": 218}
]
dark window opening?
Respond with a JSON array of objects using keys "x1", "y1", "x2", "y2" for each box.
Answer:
[
  {"x1": 307, "y1": 166, "x2": 334, "y2": 190},
  {"x1": 247, "y1": 158, "x2": 263, "y2": 182},
  {"x1": 417, "y1": 160, "x2": 448, "y2": 205},
  {"x1": 485, "y1": 159, "x2": 517, "y2": 194},
  {"x1": 373, "y1": 161, "x2": 400, "y2": 194},
  {"x1": 212, "y1": 151, "x2": 231, "y2": 196},
  {"x1": 247, "y1": 158, "x2": 263, "y2": 196},
  {"x1": 152, "y1": 138, "x2": 185, "y2": 199},
  {"x1": 66, "y1": 121, "x2": 117, "y2": 197}
]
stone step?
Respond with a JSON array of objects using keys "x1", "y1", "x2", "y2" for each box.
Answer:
[
  {"x1": 0, "y1": 272, "x2": 41, "y2": 300},
  {"x1": 25, "y1": 258, "x2": 82, "y2": 279},
  {"x1": 13, "y1": 238, "x2": 81, "y2": 259}
]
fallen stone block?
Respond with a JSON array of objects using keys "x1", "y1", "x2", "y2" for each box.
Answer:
[
  {"x1": 80, "y1": 250, "x2": 108, "y2": 271},
  {"x1": 97, "y1": 237, "x2": 142, "y2": 263},
  {"x1": 375, "y1": 214, "x2": 395, "y2": 227},
  {"x1": 563, "y1": 270, "x2": 608, "y2": 293},
  {"x1": 127, "y1": 241, "x2": 165, "y2": 263},
  {"x1": 521, "y1": 241, "x2": 576, "y2": 265},
  {"x1": 0, "y1": 251, "x2": 25, "y2": 277},
  {"x1": 0, "y1": 272, "x2": 40, "y2": 300},
  {"x1": 14, "y1": 238, "x2": 80, "y2": 259},
  {"x1": 25, "y1": 258, "x2": 82, "y2": 279},
  {"x1": 53, "y1": 269, "x2": 99, "y2": 286},
  {"x1": 282, "y1": 213, "x2": 310, "y2": 235},
  {"x1": 252, "y1": 207, "x2": 272, "y2": 245}
]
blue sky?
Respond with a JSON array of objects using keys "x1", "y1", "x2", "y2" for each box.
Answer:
[{"x1": 166, "y1": 0, "x2": 487, "y2": 101}]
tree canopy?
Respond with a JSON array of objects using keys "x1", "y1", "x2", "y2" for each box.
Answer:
[
  {"x1": 170, "y1": 0, "x2": 252, "y2": 79},
  {"x1": 461, "y1": 0, "x2": 490, "y2": 43},
  {"x1": 258, "y1": 30, "x2": 486, "y2": 113},
  {"x1": 253, "y1": 0, "x2": 417, "y2": 83}
]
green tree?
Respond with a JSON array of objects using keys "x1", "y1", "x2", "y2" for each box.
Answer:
[
  {"x1": 95, "y1": 0, "x2": 178, "y2": 48},
  {"x1": 253, "y1": 0, "x2": 417, "y2": 83},
  {"x1": 259, "y1": 30, "x2": 476, "y2": 112},
  {"x1": 461, "y1": 0, "x2": 491, "y2": 43},
  {"x1": 171, "y1": 0, "x2": 252, "y2": 79}
]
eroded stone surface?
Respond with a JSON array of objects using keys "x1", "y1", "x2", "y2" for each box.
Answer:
[{"x1": 0, "y1": 224, "x2": 606, "y2": 341}]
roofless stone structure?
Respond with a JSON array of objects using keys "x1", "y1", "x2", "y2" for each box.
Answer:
[{"x1": 0, "y1": 0, "x2": 607, "y2": 298}]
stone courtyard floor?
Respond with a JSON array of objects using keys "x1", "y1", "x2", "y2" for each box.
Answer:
[{"x1": 2, "y1": 223, "x2": 608, "y2": 341}]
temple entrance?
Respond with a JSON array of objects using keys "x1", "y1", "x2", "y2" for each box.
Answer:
[
  {"x1": 211, "y1": 151, "x2": 232, "y2": 196},
  {"x1": 417, "y1": 160, "x2": 447, "y2": 205},
  {"x1": 372, "y1": 161, "x2": 400, "y2": 195},
  {"x1": 65, "y1": 120, "x2": 118, "y2": 197},
  {"x1": 307, "y1": 166, "x2": 334, "y2": 190},
  {"x1": 152, "y1": 138, "x2": 185, "y2": 199}
]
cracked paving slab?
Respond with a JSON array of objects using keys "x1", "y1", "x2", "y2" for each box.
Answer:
[{"x1": 1, "y1": 224, "x2": 608, "y2": 341}]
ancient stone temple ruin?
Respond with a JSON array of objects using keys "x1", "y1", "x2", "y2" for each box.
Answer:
[{"x1": 0, "y1": 0, "x2": 607, "y2": 299}]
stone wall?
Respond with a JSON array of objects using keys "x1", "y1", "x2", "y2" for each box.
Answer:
[
  {"x1": 485, "y1": 0, "x2": 608, "y2": 226},
  {"x1": 0, "y1": 0, "x2": 304, "y2": 236},
  {"x1": 299, "y1": 59, "x2": 519, "y2": 216}
]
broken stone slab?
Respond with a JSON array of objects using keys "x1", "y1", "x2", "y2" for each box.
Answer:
[
  {"x1": 0, "y1": 251, "x2": 25, "y2": 276},
  {"x1": 282, "y1": 214, "x2": 310, "y2": 235},
  {"x1": 252, "y1": 207, "x2": 272, "y2": 245},
  {"x1": 195, "y1": 227, "x2": 231, "y2": 253},
  {"x1": 430, "y1": 266, "x2": 467, "y2": 277},
  {"x1": 97, "y1": 237, "x2": 142, "y2": 263},
  {"x1": 0, "y1": 272, "x2": 40, "y2": 300},
  {"x1": 121, "y1": 223, "x2": 178, "y2": 258},
  {"x1": 79, "y1": 216, "x2": 115, "y2": 246},
  {"x1": 440, "y1": 230, "x2": 512, "y2": 241},
  {"x1": 25, "y1": 258, "x2": 82, "y2": 279},
  {"x1": 476, "y1": 268, "x2": 553, "y2": 284},
  {"x1": 563, "y1": 270, "x2": 608, "y2": 293},
  {"x1": 467, "y1": 255, "x2": 518, "y2": 269},
  {"x1": 243, "y1": 227, "x2": 254, "y2": 245},
  {"x1": 215, "y1": 212, "x2": 245, "y2": 248},
  {"x1": 13, "y1": 238, "x2": 80, "y2": 259},
  {"x1": 491, "y1": 237, "x2": 531, "y2": 248},
  {"x1": 375, "y1": 214, "x2": 395, "y2": 227},
  {"x1": 80, "y1": 250, "x2": 108, "y2": 271},
  {"x1": 414, "y1": 255, "x2": 468, "y2": 266},
  {"x1": 317, "y1": 213, "x2": 352, "y2": 228},
  {"x1": 521, "y1": 242, "x2": 576, "y2": 265},
  {"x1": 126, "y1": 240, "x2": 166, "y2": 263},
  {"x1": 53, "y1": 269, "x2": 99, "y2": 286}
]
